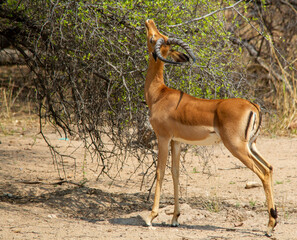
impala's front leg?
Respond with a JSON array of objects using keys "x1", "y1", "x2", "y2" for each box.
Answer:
[
  {"x1": 171, "y1": 140, "x2": 181, "y2": 226},
  {"x1": 145, "y1": 136, "x2": 169, "y2": 226}
]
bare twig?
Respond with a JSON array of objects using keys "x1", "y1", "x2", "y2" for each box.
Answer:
[{"x1": 167, "y1": 0, "x2": 245, "y2": 27}]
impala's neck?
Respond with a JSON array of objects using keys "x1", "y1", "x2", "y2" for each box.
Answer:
[{"x1": 145, "y1": 55, "x2": 166, "y2": 110}]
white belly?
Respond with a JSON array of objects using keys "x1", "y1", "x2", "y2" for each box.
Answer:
[{"x1": 173, "y1": 133, "x2": 221, "y2": 146}]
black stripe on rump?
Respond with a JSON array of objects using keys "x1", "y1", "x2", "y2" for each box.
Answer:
[
  {"x1": 245, "y1": 111, "x2": 254, "y2": 140},
  {"x1": 249, "y1": 102, "x2": 262, "y2": 137}
]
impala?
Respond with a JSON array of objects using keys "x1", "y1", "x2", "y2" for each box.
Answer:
[{"x1": 143, "y1": 19, "x2": 277, "y2": 236}]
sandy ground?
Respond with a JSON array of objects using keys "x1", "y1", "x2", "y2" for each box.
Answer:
[{"x1": 0, "y1": 117, "x2": 297, "y2": 240}]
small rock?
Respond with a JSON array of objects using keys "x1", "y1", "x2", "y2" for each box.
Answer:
[
  {"x1": 245, "y1": 182, "x2": 262, "y2": 189},
  {"x1": 48, "y1": 214, "x2": 57, "y2": 219},
  {"x1": 234, "y1": 222, "x2": 244, "y2": 227}
]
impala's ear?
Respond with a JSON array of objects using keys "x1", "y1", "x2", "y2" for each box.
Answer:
[{"x1": 169, "y1": 50, "x2": 189, "y2": 63}]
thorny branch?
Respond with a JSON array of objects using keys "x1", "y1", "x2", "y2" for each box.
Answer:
[{"x1": 1, "y1": 0, "x2": 296, "y2": 194}]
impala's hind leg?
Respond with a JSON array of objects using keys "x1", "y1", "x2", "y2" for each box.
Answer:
[
  {"x1": 250, "y1": 142, "x2": 277, "y2": 236},
  {"x1": 222, "y1": 138, "x2": 276, "y2": 236},
  {"x1": 250, "y1": 143, "x2": 274, "y2": 187}
]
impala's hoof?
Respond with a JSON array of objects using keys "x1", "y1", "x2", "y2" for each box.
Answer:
[
  {"x1": 171, "y1": 219, "x2": 179, "y2": 227},
  {"x1": 144, "y1": 222, "x2": 152, "y2": 227},
  {"x1": 266, "y1": 207, "x2": 277, "y2": 237},
  {"x1": 140, "y1": 213, "x2": 152, "y2": 227},
  {"x1": 171, "y1": 223, "x2": 179, "y2": 227},
  {"x1": 265, "y1": 226, "x2": 274, "y2": 237},
  {"x1": 265, "y1": 231, "x2": 272, "y2": 237},
  {"x1": 144, "y1": 218, "x2": 152, "y2": 227}
]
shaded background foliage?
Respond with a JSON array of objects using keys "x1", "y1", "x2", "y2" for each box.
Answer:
[
  {"x1": 0, "y1": 0, "x2": 296, "y2": 183},
  {"x1": 227, "y1": 0, "x2": 297, "y2": 130}
]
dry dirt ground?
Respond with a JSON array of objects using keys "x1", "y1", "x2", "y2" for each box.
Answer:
[{"x1": 0, "y1": 117, "x2": 297, "y2": 240}]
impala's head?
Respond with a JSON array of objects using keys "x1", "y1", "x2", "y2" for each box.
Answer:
[{"x1": 145, "y1": 19, "x2": 196, "y2": 64}]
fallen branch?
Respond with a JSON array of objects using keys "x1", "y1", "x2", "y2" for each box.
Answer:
[
  {"x1": 218, "y1": 163, "x2": 246, "y2": 171},
  {"x1": 16, "y1": 180, "x2": 85, "y2": 187},
  {"x1": 218, "y1": 166, "x2": 244, "y2": 171}
]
